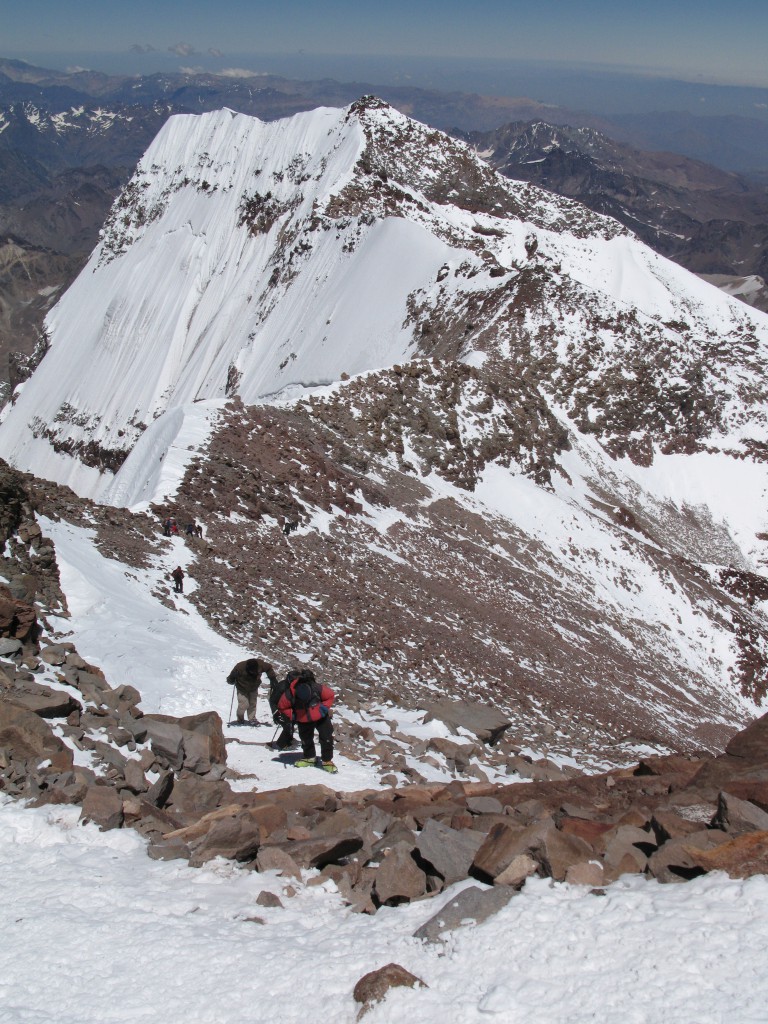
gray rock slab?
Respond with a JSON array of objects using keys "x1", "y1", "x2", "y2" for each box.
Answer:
[
  {"x1": 415, "y1": 818, "x2": 485, "y2": 886},
  {"x1": 422, "y1": 699, "x2": 511, "y2": 746},
  {"x1": 413, "y1": 885, "x2": 517, "y2": 943}
]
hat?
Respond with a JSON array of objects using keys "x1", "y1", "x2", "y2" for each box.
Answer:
[{"x1": 294, "y1": 682, "x2": 313, "y2": 706}]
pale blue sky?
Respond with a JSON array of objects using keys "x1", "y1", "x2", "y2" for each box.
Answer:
[{"x1": 3, "y1": 0, "x2": 767, "y2": 87}]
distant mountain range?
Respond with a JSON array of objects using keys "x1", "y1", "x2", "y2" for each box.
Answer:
[{"x1": 462, "y1": 121, "x2": 768, "y2": 303}]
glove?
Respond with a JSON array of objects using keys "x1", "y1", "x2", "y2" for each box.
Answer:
[{"x1": 319, "y1": 705, "x2": 329, "y2": 719}]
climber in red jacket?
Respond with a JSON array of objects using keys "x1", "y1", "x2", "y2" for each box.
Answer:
[{"x1": 277, "y1": 669, "x2": 337, "y2": 773}]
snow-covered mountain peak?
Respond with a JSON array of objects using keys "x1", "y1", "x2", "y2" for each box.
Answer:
[{"x1": 1, "y1": 96, "x2": 768, "y2": 514}]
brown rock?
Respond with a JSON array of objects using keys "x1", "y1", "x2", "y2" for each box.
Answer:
[
  {"x1": 427, "y1": 737, "x2": 476, "y2": 771},
  {"x1": 178, "y1": 711, "x2": 227, "y2": 774},
  {"x1": 188, "y1": 815, "x2": 261, "y2": 866},
  {"x1": 0, "y1": 698, "x2": 73, "y2": 768},
  {"x1": 494, "y1": 853, "x2": 538, "y2": 887},
  {"x1": 647, "y1": 830, "x2": 729, "y2": 883},
  {"x1": 353, "y1": 963, "x2": 427, "y2": 1018},
  {"x1": 422, "y1": 699, "x2": 511, "y2": 745},
  {"x1": 133, "y1": 800, "x2": 186, "y2": 839},
  {"x1": 164, "y1": 804, "x2": 245, "y2": 844},
  {"x1": 4, "y1": 681, "x2": 81, "y2": 719},
  {"x1": 687, "y1": 830, "x2": 768, "y2": 878},
  {"x1": 374, "y1": 843, "x2": 427, "y2": 905},
  {"x1": 267, "y1": 831, "x2": 364, "y2": 870},
  {"x1": 724, "y1": 712, "x2": 768, "y2": 763},
  {"x1": 602, "y1": 834, "x2": 648, "y2": 882},
  {"x1": 466, "y1": 796, "x2": 504, "y2": 815},
  {"x1": 538, "y1": 829, "x2": 596, "y2": 881},
  {"x1": 559, "y1": 816, "x2": 614, "y2": 849},
  {"x1": 634, "y1": 754, "x2": 701, "y2": 782},
  {"x1": 472, "y1": 820, "x2": 553, "y2": 882},
  {"x1": 146, "y1": 768, "x2": 174, "y2": 808},
  {"x1": 651, "y1": 809, "x2": 705, "y2": 845},
  {"x1": 122, "y1": 759, "x2": 147, "y2": 794},
  {"x1": 565, "y1": 861, "x2": 605, "y2": 886},
  {"x1": 165, "y1": 773, "x2": 230, "y2": 816},
  {"x1": 711, "y1": 792, "x2": 768, "y2": 834},
  {"x1": 255, "y1": 846, "x2": 303, "y2": 879},
  {"x1": 80, "y1": 783, "x2": 124, "y2": 831},
  {"x1": 255, "y1": 891, "x2": 284, "y2": 908},
  {"x1": 142, "y1": 717, "x2": 184, "y2": 770}
]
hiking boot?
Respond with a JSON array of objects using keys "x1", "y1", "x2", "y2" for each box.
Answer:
[
  {"x1": 295, "y1": 759, "x2": 316, "y2": 768},
  {"x1": 321, "y1": 761, "x2": 338, "y2": 774}
]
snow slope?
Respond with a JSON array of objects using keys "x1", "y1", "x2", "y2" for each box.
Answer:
[{"x1": 3, "y1": 795, "x2": 768, "y2": 1024}]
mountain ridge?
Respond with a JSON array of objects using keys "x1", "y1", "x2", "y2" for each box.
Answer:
[{"x1": 1, "y1": 99, "x2": 768, "y2": 762}]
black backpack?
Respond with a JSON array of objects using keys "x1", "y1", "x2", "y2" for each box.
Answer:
[
  {"x1": 280, "y1": 670, "x2": 321, "y2": 713},
  {"x1": 269, "y1": 672, "x2": 297, "y2": 718}
]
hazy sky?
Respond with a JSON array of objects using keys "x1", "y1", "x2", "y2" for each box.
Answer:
[{"x1": 3, "y1": 0, "x2": 767, "y2": 87}]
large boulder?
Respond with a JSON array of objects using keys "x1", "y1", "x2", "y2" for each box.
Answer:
[
  {"x1": 415, "y1": 818, "x2": 485, "y2": 887},
  {"x1": 711, "y1": 792, "x2": 768, "y2": 834},
  {"x1": 537, "y1": 829, "x2": 596, "y2": 882},
  {"x1": 1, "y1": 679, "x2": 80, "y2": 719},
  {"x1": 422, "y1": 699, "x2": 511, "y2": 746},
  {"x1": 686, "y1": 830, "x2": 768, "y2": 878},
  {"x1": 472, "y1": 820, "x2": 553, "y2": 882},
  {"x1": 374, "y1": 842, "x2": 428, "y2": 905},
  {"x1": 646, "y1": 830, "x2": 729, "y2": 883},
  {"x1": 80, "y1": 783, "x2": 124, "y2": 831},
  {"x1": 265, "y1": 831, "x2": 364, "y2": 870},
  {"x1": 141, "y1": 711, "x2": 226, "y2": 775},
  {"x1": 0, "y1": 698, "x2": 73, "y2": 768},
  {"x1": 724, "y1": 712, "x2": 768, "y2": 763},
  {"x1": 188, "y1": 814, "x2": 261, "y2": 867},
  {"x1": 0, "y1": 585, "x2": 38, "y2": 644}
]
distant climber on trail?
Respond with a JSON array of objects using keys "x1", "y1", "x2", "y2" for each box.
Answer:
[
  {"x1": 171, "y1": 566, "x2": 185, "y2": 593},
  {"x1": 277, "y1": 668, "x2": 337, "y2": 772},
  {"x1": 226, "y1": 657, "x2": 278, "y2": 725}
]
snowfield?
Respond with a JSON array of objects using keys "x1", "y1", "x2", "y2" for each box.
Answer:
[{"x1": 2, "y1": 795, "x2": 767, "y2": 1024}]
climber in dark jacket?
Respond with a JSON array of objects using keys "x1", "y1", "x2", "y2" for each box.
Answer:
[
  {"x1": 277, "y1": 669, "x2": 337, "y2": 772},
  {"x1": 226, "y1": 657, "x2": 278, "y2": 724}
]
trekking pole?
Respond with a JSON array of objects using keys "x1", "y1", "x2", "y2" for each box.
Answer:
[{"x1": 228, "y1": 686, "x2": 235, "y2": 725}]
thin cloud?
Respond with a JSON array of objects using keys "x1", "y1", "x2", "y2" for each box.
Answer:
[
  {"x1": 218, "y1": 67, "x2": 269, "y2": 78},
  {"x1": 168, "y1": 42, "x2": 197, "y2": 57},
  {"x1": 208, "y1": 48, "x2": 223, "y2": 58},
  {"x1": 130, "y1": 44, "x2": 156, "y2": 54}
]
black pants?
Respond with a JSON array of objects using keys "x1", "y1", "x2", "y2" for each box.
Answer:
[
  {"x1": 272, "y1": 714, "x2": 294, "y2": 749},
  {"x1": 297, "y1": 717, "x2": 333, "y2": 762}
]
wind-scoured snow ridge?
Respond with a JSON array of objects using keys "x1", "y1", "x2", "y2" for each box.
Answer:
[{"x1": 2, "y1": 96, "x2": 768, "y2": 502}]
